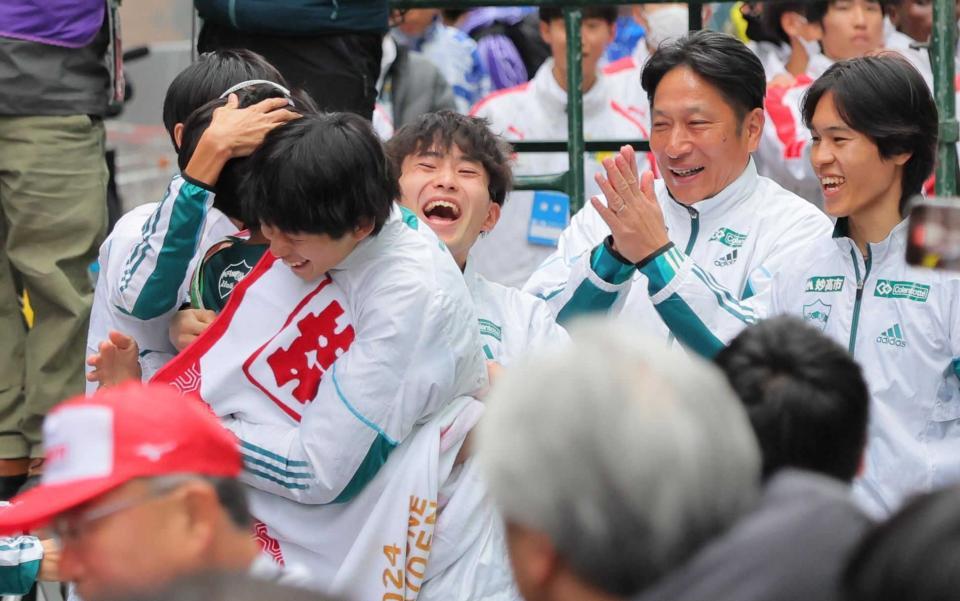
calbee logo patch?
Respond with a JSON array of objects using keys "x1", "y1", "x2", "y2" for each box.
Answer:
[
  {"x1": 478, "y1": 318, "x2": 503, "y2": 342},
  {"x1": 709, "y1": 227, "x2": 747, "y2": 248},
  {"x1": 873, "y1": 279, "x2": 930, "y2": 302}
]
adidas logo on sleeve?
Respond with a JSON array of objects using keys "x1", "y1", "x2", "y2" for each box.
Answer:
[{"x1": 876, "y1": 324, "x2": 906, "y2": 348}]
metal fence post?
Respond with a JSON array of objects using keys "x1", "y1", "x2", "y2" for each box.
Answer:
[
  {"x1": 564, "y1": 7, "x2": 585, "y2": 213},
  {"x1": 931, "y1": 0, "x2": 958, "y2": 195}
]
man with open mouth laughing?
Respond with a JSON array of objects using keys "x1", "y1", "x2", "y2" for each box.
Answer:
[
  {"x1": 387, "y1": 110, "x2": 569, "y2": 368},
  {"x1": 525, "y1": 30, "x2": 832, "y2": 332}
]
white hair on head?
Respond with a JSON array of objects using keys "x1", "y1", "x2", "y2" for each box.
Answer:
[{"x1": 477, "y1": 317, "x2": 761, "y2": 597}]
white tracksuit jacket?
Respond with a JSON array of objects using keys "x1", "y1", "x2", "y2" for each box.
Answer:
[
  {"x1": 398, "y1": 206, "x2": 570, "y2": 364},
  {"x1": 469, "y1": 59, "x2": 652, "y2": 288},
  {"x1": 524, "y1": 160, "x2": 833, "y2": 338},
  {"x1": 87, "y1": 176, "x2": 235, "y2": 390},
  {"x1": 464, "y1": 259, "x2": 569, "y2": 366},
  {"x1": 634, "y1": 218, "x2": 960, "y2": 516}
]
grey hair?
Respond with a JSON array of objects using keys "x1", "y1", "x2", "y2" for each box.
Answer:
[{"x1": 476, "y1": 318, "x2": 761, "y2": 597}]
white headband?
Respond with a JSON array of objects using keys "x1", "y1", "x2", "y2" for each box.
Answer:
[{"x1": 219, "y1": 79, "x2": 293, "y2": 102}]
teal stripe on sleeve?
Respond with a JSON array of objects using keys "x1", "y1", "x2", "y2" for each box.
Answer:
[
  {"x1": 241, "y1": 455, "x2": 313, "y2": 480},
  {"x1": 128, "y1": 181, "x2": 210, "y2": 319},
  {"x1": 654, "y1": 293, "x2": 726, "y2": 359},
  {"x1": 590, "y1": 243, "x2": 635, "y2": 285},
  {"x1": 332, "y1": 363, "x2": 399, "y2": 445},
  {"x1": 240, "y1": 440, "x2": 310, "y2": 467},
  {"x1": 639, "y1": 247, "x2": 682, "y2": 296},
  {"x1": 245, "y1": 467, "x2": 310, "y2": 490},
  {"x1": 0, "y1": 558, "x2": 39, "y2": 596},
  {"x1": 331, "y1": 433, "x2": 397, "y2": 504},
  {"x1": 556, "y1": 280, "x2": 620, "y2": 325}
]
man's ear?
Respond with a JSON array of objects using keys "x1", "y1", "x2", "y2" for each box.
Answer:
[
  {"x1": 743, "y1": 107, "x2": 765, "y2": 153},
  {"x1": 355, "y1": 221, "x2": 376, "y2": 241},
  {"x1": 481, "y1": 201, "x2": 502, "y2": 234},
  {"x1": 539, "y1": 19, "x2": 553, "y2": 44},
  {"x1": 781, "y1": 11, "x2": 807, "y2": 38},
  {"x1": 178, "y1": 482, "x2": 220, "y2": 555},
  {"x1": 173, "y1": 123, "x2": 185, "y2": 150}
]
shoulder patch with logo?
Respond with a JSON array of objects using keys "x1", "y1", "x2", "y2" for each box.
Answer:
[
  {"x1": 802, "y1": 299, "x2": 832, "y2": 331},
  {"x1": 478, "y1": 318, "x2": 503, "y2": 342},
  {"x1": 709, "y1": 227, "x2": 748, "y2": 248},
  {"x1": 805, "y1": 276, "x2": 845, "y2": 293},
  {"x1": 873, "y1": 279, "x2": 930, "y2": 302}
]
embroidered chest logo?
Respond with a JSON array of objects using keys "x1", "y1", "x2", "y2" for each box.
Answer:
[
  {"x1": 243, "y1": 276, "x2": 356, "y2": 422},
  {"x1": 266, "y1": 302, "x2": 356, "y2": 404},
  {"x1": 873, "y1": 279, "x2": 930, "y2": 302},
  {"x1": 805, "y1": 276, "x2": 845, "y2": 293},
  {"x1": 709, "y1": 227, "x2": 748, "y2": 248},
  {"x1": 802, "y1": 299, "x2": 832, "y2": 332},
  {"x1": 876, "y1": 323, "x2": 907, "y2": 348},
  {"x1": 219, "y1": 260, "x2": 254, "y2": 300}
]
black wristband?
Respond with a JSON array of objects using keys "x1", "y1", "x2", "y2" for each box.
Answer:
[
  {"x1": 635, "y1": 242, "x2": 676, "y2": 269},
  {"x1": 181, "y1": 172, "x2": 217, "y2": 193},
  {"x1": 602, "y1": 235, "x2": 633, "y2": 265}
]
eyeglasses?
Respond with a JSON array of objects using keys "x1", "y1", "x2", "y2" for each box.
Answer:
[{"x1": 51, "y1": 477, "x2": 190, "y2": 546}]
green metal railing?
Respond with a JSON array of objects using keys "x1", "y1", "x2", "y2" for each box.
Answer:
[
  {"x1": 393, "y1": 0, "x2": 958, "y2": 205},
  {"x1": 930, "y1": 0, "x2": 958, "y2": 195}
]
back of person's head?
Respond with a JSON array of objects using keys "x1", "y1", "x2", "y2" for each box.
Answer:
[
  {"x1": 242, "y1": 113, "x2": 398, "y2": 238},
  {"x1": 842, "y1": 486, "x2": 960, "y2": 601},
  {"x1": 385, "y1": 110, "x2": 513, "y2": 206},
  {"x1": 107, "y1": 571, "x2": 343, "y2": 601},
  {"x1": 176, "y1": 82, "x2": 311, "y2": 223},
  {"x1": 162, "y1": 49, "x2": 289, "y2": 147},
  {"x1": 642, "y1": 30, "x2": 765, "y2": 123},
  {"x1": 801, "y1": 54, "x2": 938, "y2": 210},
  {"x1": 477, "y1": 318, "x2": 761, "y2": 598},
  {"x1": 539, "y1": 6, "x2": 618, "y2": 23},
  {"x1": 715, "y1": 316, "x2": 869, "y2": 482}
]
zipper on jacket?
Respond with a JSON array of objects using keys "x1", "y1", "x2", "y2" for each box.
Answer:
[
  {"x1": 683, "y1": 206, "x2": 700, "y2": 255},
  {"x1": 667, "y1": 206, "x2": 700, "y2": 347},
  {"x1": 847, "y1": 245, "x2": 872, "y2": 356}
]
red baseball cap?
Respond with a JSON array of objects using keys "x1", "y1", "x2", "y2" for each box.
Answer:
[{"x1": 0, "y1": 383, "x2": 241, "y2": 534}]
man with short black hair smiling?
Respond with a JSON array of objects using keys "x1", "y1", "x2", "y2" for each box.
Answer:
[{"x1": 525, "y1": 30, "x2": 832, "y2": 336}]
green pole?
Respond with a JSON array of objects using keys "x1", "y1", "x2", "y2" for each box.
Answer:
[
  {"x1": 565, "y1": 7, "x2": 585, "y2": 213},
  {"x1": 931, "y1": 0, "x2": 958, "y2": 195}
]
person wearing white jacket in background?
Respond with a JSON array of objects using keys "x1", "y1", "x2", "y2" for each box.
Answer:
[
  {"x1": 756, "y1": 0, "x2": 933, "y2": 206},
  {"x1": 524, "y1": 31, "x2": 832, "y2": 336},
  {"x1": 469, "y1": 6, "x2": 652, "y2": 289},
  {"x1": 597, "y1": 54, "x2": 958, "y2": 519}
]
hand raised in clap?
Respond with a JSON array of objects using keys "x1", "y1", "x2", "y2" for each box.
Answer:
[{"x1": 590, "y1": 145, "x2": 669, "y2": 264}]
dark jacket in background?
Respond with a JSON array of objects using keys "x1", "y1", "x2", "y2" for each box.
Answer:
[{"x1": 636, "y1": 470, "x2": 873, "y2": 601}]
